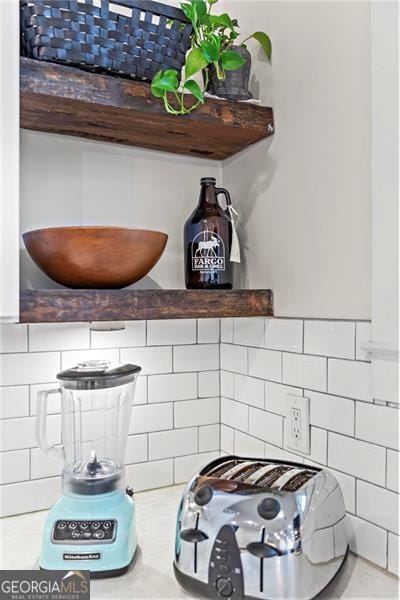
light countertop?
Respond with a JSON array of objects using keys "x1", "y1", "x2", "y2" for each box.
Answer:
[{"x1": 0, "y1": 485, "x2": 398, "y2": 599}]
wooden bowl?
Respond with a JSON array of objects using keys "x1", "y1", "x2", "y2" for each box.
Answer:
[{"x1": 23, "y1": 227, "x2": 168, "y2": 289}]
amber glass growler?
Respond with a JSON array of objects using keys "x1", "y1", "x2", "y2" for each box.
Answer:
[{"x1": 184, "y1": 177, "x2": 233, "y2": 289}]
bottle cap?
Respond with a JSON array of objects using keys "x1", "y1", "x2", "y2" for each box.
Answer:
[{"x1": 200, "y1": 177, "x2": 216, "y2": 184}]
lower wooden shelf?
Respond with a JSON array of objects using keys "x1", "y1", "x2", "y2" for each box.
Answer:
[{"x1": 20, "y1": 289, "x2": 273, "y2": 323}]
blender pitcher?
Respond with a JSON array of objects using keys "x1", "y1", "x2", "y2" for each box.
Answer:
[{"x1": 36, "y1": 360, "x2": 141, "y2": 577}]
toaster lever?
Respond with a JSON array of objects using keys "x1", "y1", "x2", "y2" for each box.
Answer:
[
  {"x1": 246, "y1": 542, "x2": 280, "y2": 558},
  {"x1": 180, "y1": 528, "x2": 209, "y2": 543}
]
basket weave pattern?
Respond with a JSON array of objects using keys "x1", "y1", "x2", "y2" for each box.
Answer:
[{"x1": 20, "y1": 0, "x2": 192, "y2": 82}]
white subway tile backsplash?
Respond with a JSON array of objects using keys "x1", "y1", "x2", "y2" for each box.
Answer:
[
  {"x1": 249, "y1": 407, "x2": 283, "y2": 447},
  {"x1": 0, "y1": 324, "x2": 28, "y2": 353},
  {"x1": 221, "y1": 425, "x2": 234, "y2": 454},
  {"x1": 148, "y1": 373, "x2": 197, "y2": 403},
  {"x1": 0, "y1": 450, "x2": 30, "y2": 484},
  {"x1": 61, "y1": 348, "x2": 119, "y2": 371},
  {"x1": 221, "y1": 343, "x2": 247, "y2": 374},
  {"x1": 234, "y1": 430, "x2": 264, "y2": 457},
  {"x1": 90, "y1": 321, "x2": 146, "y2": 349},
  {"x1": 0, "y1": 417, "x2": 35, "y2": 451},
  {"x1": 220, "y1": 318, "x2": 234, "y2": 343},
  {"x1": 30, "y1": 447, "x2": 63, "y2": 479},
  {"x1": 147, "y1": 319, "x2": 196, "y2": 346},
  {"x1": 234, "y1": 318, "x2": 264, "y2": 348},
  {"x1": 174, "y1": 451, "x2": 219, "y2": 484},
  {"x1": 149, "y1": 427, "x2": 197, "y2": 460},
  {"x1": 220, "y1": 370, "x2": 234, "y2": 398},
  {"x1": 134, "y1": 377, "x2": 148, "y2": 405},
  {"x1": 234, "y1": 374, "x2": 264, "y2": 408},
  {"x1": 248, "y1": 348, "x2": 281, "y2": 382},
  {"x1": 355, "y1": 322, "x2": 372, "y2": 361},
  {"x1": 348, "y1": 515, "x2": 387, "y2": 568},
  {"x1": 121, "y1": 346, "x2": 172, "y2": 375},
  {"x1": 355, "y1": 402, "x2": 398, "y2": 449},
  {"x1": 328, "y1": 433, "x2": 386, "y2": 486},
  {"x1": 388, "y1": 533, "x2": 399, "y2": 576},
  {"x1": 308, "y1": 391, "x2": 354, "y2": 436},
  {"x1": 264, "y1": 442, "x2": 304, "y2": 464},
  {"x1": 0, "y1": 477, "x2": 61, "y2": 517},
  {"x1": 125, "y1": 434, "x2": 148, "y2": 465},
  {"x1": 126, "y1": 459, "x2": 173, "y2": 492},
  {"x1": 221, "y1": 397, "x2": 248, "y2": 432},
  {"x1": 174, "y1": 397, "x2": 219, "y2": 428},
  {"x1": 0, "y1": 386, "x2": 29, "y2": 419},
  {"x1": 265, "y1": 382, "x2": 300, "y2": 417},
  {"x1": 197, "y1": 319, "x2": 220, "y2": 343},
  {"x1": 174, "y1": 344, "x2": 219, "y2": 372},
  {"x1": 282, "y1": 353, "x2": 326, "y2": 391},
  {"x1": 356, "y1": 480, "x2": 399, "y2": 534},
  {"x1": 387, "y1": 450, "x2": 399, "y2": 492},
  {"x1": 304, "y1": 320, "x2": 355, "y2": 359},
  {"x1": 265, "y1": 319, "x2": 303, "y2": 353},
  {"x1": 328, "y1": 359, "x2": 371, "y2": 401},
  {"x1": 0, "y1": 352, "x2": 60, "y2": 386},
  {"x1": 199, "y1": 424, "x2": 220, "y2": 452},
  {"x1": 130, "y1": 403, "x2": 173, "y2": 434},
  {"x1": 198, "y1": 371, "x2": 219, "y2": 398},
  {"x1": 326, "y1": 467, "x2": 356, "y2": 514},
  {"x1": 303, "y1": 427, "x2": 327, "y2": 465},
  {"x1": 29, "y1": 323, "x2": 90, "y2": 351}
]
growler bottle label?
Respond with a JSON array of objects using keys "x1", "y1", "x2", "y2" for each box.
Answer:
[{"x1": 191, "y1": 230, "x2": 225, "y2": 272}]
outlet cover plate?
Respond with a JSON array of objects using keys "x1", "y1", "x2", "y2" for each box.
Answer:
[{"x1": 285, "y1": 394, "x2": 310, "y2": 454}]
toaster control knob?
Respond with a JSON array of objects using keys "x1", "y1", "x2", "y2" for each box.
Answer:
[
  {"x1": 194, "y1": 485, "x2": 213, "y2": 506},
  {"x1": 258, "y1": 498, "x2": 281, "y2": 520},
  {"x1": 215, "y1": 577, "x2": 233, "y2": 597},
  {"x1": 180, "y1": 528, "x2": 208, "y2": 543}
]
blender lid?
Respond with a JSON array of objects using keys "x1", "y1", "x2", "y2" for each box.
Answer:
[{"x1": 57, "y1": 360, "x2": 141, "y2": 389}]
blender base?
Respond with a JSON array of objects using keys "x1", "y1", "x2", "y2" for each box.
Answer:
[{"x1": 39, "y1": 489, "x2": 137, "y2": 577}]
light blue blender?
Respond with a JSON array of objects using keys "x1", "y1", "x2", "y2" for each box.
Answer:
[{"x1": 36, "y1": 360, "x2": 141, "y2": 578}]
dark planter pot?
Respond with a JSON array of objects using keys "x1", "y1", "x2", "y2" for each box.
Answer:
[{"x1": 206, "y1": 45, "x2": 252, "y2": 101}]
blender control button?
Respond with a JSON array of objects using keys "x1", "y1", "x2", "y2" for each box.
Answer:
[
  {"x1": 93, "y1": 530, "x2": 105, "y2": 539},
  {"x1": 92, "y1": 522, "x2": 101, "y2": 529},
  {"x1": 80, "y1": 522, "x2": 89, "y2": 530},
  {"x1": 82, "y1": 531, "x2": 92, "y2": 539},
  {"x1": 57, "y1": 522, "x2": 66, "y2": 529},
  {"x1": 69, "y1": 522, "x2": 78, "y2": 529},
  {"x1": 103, "y1": 521, "x2": 112, "y2": 529},
  {"x1": 71, "y1": 531, "x2": 81, "y2": 539}
]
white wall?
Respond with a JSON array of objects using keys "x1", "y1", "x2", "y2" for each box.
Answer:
[
  {"x1": 222, "y1": 0, "x2": 372, "y2": 319},
  {"x1": 20, "y1": 131, "x2": 221, "y2": 290}
]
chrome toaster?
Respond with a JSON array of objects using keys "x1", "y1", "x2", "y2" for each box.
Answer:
[{"x1": 174, "y1": 455, "x2": 348, "y2": 600}]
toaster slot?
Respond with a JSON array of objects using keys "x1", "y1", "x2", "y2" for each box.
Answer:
[
  {"x1": 272, "y1": 468, "x2": 305, "y2": 490},
  {"x1": 281, "y1": 470, "x2": 316, "y2": 492},
  {"x1": 245, "y1": 463, "x2": 277, "y2": 484},
  {"x1": 205, "y1": 459, "x2": 239, "y2": 479},
  {"x1": 255, "y1": 465, "x2": 293, "y2": 487},
  {"x1": 224, "y1": 461, "x2": 258, "y2": 481},
  {"x1": 233, "y1": 462, "x2": 266, "y2": 482}
]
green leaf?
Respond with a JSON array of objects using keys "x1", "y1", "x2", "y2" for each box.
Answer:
[
  {"x1": 251, "y1": 31, "x2": 272, "y2": 60},
  {"x1": 200, "y1": 36, "x2": 220, "y2": 63},
  {"x1": 151, "y1": 70, "x2": 179, "y2": 96},
  {"x1": 190, "y1": 0, "x2": 207, "y2": 19},
  {"x1": 209, "y1": 13, "x2": 234, "y2": 30},
  {"x1": 185, "y1": 47, "x2": 208, "y2": 79},
  {"x1": 220, "y1": 50, "x2": 246, "y2": 70},
  {"x1": 181, "y1": 2, "x2": 195, "y2": 23},
  {"x1": 184, "y1": 79, "x2": 205, "y2": 103},
  {"x1": 207, "y1": 0, "x2": 219, "y2": 4}
]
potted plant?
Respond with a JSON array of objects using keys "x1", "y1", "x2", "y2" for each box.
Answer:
[{"x1": 151, "y1": 0, "x2": 271, "y2": 115}]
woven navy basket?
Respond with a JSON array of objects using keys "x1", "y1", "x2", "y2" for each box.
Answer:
[{"x1": 20, "y1": 0, "x2": 193, "y2": 82}]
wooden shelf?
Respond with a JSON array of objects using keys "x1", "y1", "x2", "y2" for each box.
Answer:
[
  {"x1": 20, "y1": 289, "x2": 273, "y2": 323},
  {"x1": 20, "y1": 58, "x2": 274, "y2": 160}
]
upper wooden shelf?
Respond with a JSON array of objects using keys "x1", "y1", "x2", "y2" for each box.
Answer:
[
  {"x1": 20, "y1": 289, "x2": 273, "y2": 323},
  {"x1": 20, "y1": 57, "x2": 274, "y2": 160}
]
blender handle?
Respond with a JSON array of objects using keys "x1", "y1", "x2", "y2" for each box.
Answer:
[{"x1": 36, "y1": 389, "x2": 64, "y2": 460}]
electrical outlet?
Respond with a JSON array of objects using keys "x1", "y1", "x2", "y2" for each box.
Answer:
[{"x1": 286, "y1": 394, "x2": 310, "y2": 454}]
